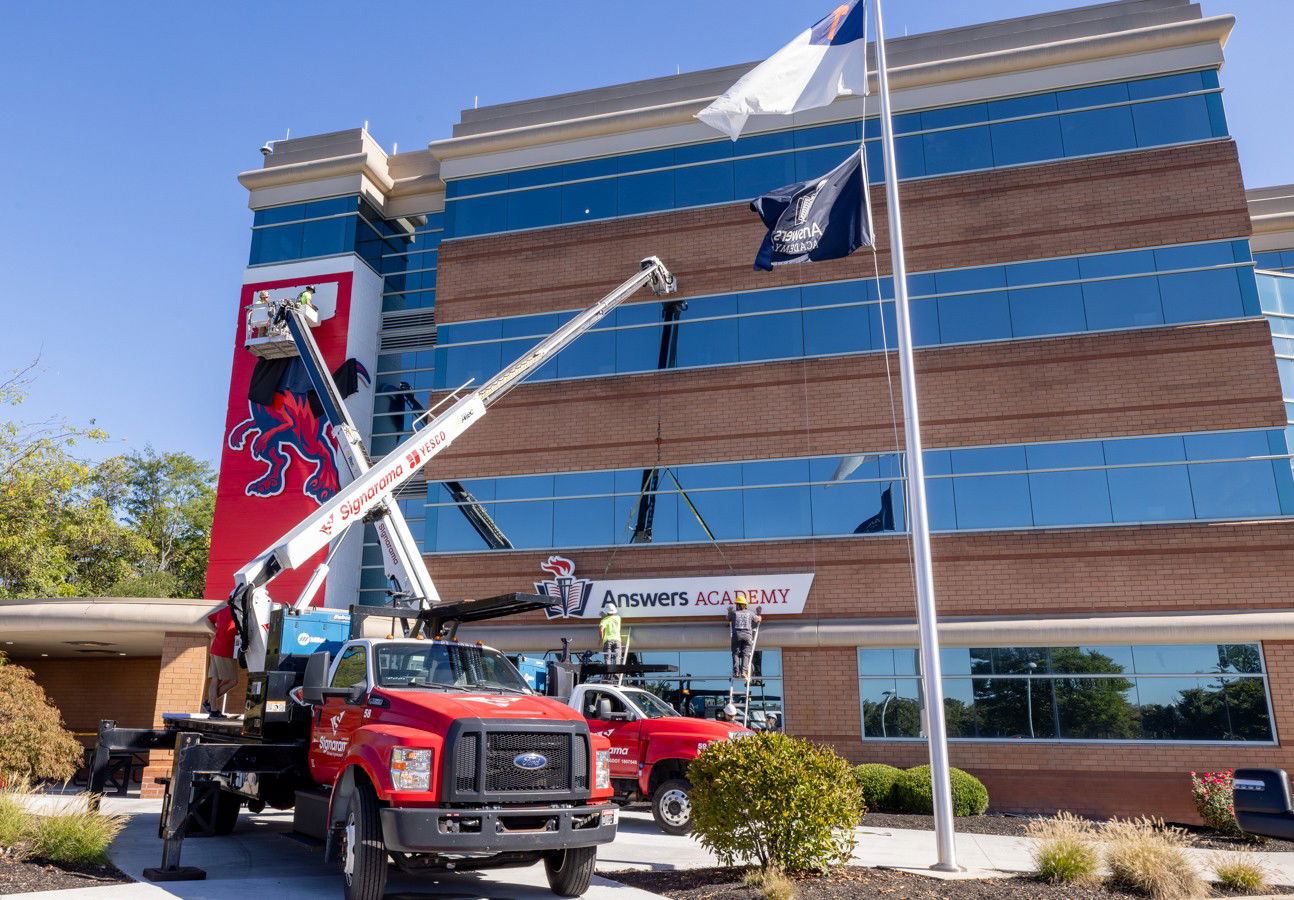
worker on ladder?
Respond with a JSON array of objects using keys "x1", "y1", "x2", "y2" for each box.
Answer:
[
  {"x1": 599, "y1": 601, "x2": 622, "y2": 667},
  {"x1": 727, "y1": 593, "x2": 762, "y2": 680}
]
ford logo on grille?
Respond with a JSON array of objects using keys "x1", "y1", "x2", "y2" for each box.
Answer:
[{"x1": 513, "y1": 752, "x2": 548, "y2": 770}]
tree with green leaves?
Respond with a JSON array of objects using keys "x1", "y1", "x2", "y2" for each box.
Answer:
[
  {"x1": 0, "y1": 361, "x2": 146, "y2": 598},
  {"x1": 94, "y1": 449, "x2": 215, "y2": 598},
  {"x1": 0, "y1": 361, "x2": 215, "y2": 600}
]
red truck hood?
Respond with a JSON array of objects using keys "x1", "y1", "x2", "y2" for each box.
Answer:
[
  {"x1": 640, "y1": 717, "x2": 752, "y2": 740},
  {"x1": 377, "y1": 688, "x2": 584, "y2": 729}
]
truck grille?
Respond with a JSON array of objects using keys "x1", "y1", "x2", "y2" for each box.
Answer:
[
  {"x1": 483, "y1": 732, "x2": 570, "y2": 793},
  {"x1": 454, "y1": 733, "x2": 479, "y2": 792}
]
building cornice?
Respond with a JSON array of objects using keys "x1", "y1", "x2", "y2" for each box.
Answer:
[
  {"x1": 429, "y1": 14, "x2": 1234, "y2": 164},
  {"x1": 237, "y1": 150, "x2": 394, "y2": 195}
]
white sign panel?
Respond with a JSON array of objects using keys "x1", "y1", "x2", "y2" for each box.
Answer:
[{"x1": 533, "y1": 556, "x2": 813, "y2": 620}]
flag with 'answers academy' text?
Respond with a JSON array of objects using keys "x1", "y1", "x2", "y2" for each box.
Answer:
[
  {"x1": 750, "y1": 148, "x2": 873, "y2": 270},
  {"x1": 696, "y1": 0, "x2": 868, "y2": 140}
]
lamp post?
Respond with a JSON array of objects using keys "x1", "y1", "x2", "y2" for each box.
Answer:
[{"x1": 880, "y1": 689, "x2": 895, "y2": 738}]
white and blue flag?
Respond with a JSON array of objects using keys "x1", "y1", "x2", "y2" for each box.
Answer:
[{"x1": 696, "y1": 1, "x2": 869, "y2": 141}]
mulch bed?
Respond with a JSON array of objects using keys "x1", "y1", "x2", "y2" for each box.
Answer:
[
  {"x1": 0, "y1": 852, "x2": 131, "y2": 895},
  {"x1": 861, "y1": 812, "x2": 1294, "y2": 853},
  {"x1": 606, "y1": 866, "x2": 1294, "y2": 898}
]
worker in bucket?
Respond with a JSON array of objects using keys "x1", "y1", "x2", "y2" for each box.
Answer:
[
  {"x1": 202, "y1": 603, "x2": 239, "y2": 718},
  {"x1": 599, "y1": 600, "x2": 622, "y2": 667},
  {"x1": 727, "y1": 593, "x2": 762, "y2": 680},
  {"x1": 296, "y1": 285, "x2": 316, "y2": 309}
]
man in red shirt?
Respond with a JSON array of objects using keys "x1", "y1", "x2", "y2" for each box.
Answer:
[{"x1": 203, "y1": 604, "x2": 239, "y2": 718}]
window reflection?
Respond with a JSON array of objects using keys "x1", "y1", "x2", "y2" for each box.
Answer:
[
  {"x1": 430, "y1": 243, "x2": 1252, "y2": 390},
  {"x1": 442, "y1": 74, "x2": 1225, "y2": 239},
  {"x1": 858, "y1": 644, "x2": 1273, "y2": 742},
  {"x1": 422, "y1": 430, "x2": 1294, "y2": 552}
]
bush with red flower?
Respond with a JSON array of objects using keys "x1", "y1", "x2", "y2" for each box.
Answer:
[{"x1": 1190, "y1": 769, "x2": 1241, "y2": 837}]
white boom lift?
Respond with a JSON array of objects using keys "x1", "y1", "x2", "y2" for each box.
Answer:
[{"x1": 230, "y1": 258, "x2": 678, "y2": 671}]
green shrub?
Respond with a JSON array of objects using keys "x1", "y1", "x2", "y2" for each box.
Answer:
[
  {"x1": 1026, "y1": 812, "x2": 1099, "y2": 884},
  {"x1": 28, "y1": 801, "x2": 124, "y2": 865},
  {"x1": 1210, "y1": 851, "x2": 1270, "y2": 894},
  {"x1": 0, "y1": 655, "x2": 83, "y2": 784},
  {"x1": 689, "y1": 732, "x2": 863, "y2": 873},
  {"x1": 0, "y1": 789, "x2": 32, "y2": 849},
  {"x1": 852, "y1": 764, "x2": 901, "y2": 813},
  {"x1": 1102, "y1": 817, "x2": 1206, "y2": 899},
  {"x1": 890, "y1": 765, "x2": 989, "y2": 817}
]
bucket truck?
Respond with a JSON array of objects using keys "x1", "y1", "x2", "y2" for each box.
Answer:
[{"x1": 91, "y1": 258, "x2": 678, "y2": 900}]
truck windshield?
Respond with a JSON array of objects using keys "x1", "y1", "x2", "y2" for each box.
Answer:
[
  {"x1": 375, "y1": 643, "x2": 531, "y2": 693},
  {"x1": 623, "y1": 689, "x2": 681, "y2": 719}
]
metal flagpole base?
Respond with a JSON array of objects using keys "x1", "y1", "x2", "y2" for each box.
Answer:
[{"x1": 931, "y1": 862, "x2": 966, "y2": 874}]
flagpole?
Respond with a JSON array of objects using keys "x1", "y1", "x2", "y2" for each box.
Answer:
[{"x1": 870, "y1": 0, "x2": 960, "y2": 872}]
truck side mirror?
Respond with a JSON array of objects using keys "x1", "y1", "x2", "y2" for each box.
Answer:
[
  {"x1": 596, "y1": 698, "x2": 614, "y2": 720},
  {"x1": 301, "y1": 651, "x2": 332, "y2": 705}
]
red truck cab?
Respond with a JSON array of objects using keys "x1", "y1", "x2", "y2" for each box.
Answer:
[
  {"x1": 301, "y1": 637, "x2": 616, "y2": 899},
  {"x1": 567, "y1": 682, "x2": 751, "y2": 834}
]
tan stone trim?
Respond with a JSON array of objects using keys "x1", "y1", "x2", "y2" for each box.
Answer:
[{"x1": 428, "y1": 16, "x2": 1234, "y2": 163}]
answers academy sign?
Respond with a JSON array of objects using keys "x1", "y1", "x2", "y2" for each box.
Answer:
[{"x1": 534, "y1": 556, "x2": 813, "y2": 620}]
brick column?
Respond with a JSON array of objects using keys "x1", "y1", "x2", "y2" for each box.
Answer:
[
  {"x1": 140, "y1": 631, "x2": 210, "y2": 798},
  {"x1": 782, "y1": 647, "x2": 862, "y2": 759}
]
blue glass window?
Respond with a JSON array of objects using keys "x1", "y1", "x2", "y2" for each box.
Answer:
[
  {"x1": 1082, "y1": 276, "x2": 1163, "y2": 329},
  {"x1": 1059, "y1": 106, "x2": 1137, "y2": 157},
  {"x1": 989, "y1": 116, "x2": 1064, "y2": 167},
  {"x1": 1131, "y1": 96, "x2": 1214, "y2": 147},
  {"x1": 922, "y1": 126, "x2": 994, "y2": 176}
]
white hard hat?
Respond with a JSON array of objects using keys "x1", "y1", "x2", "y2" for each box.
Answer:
[
  {"x1": 722, "y1": 702, "x2": 738, "y2": 718},
  {"x1": 602, "y1": 601, "x2": 618, "y2": 614}
]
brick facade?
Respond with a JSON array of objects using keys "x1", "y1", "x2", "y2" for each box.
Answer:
[
  {"x1": 435, "y1": 142, "x2": 1250, "y2": 323},
  {"x1": 424, "y1": 520, "x2": 1294, "y2": 622},
  {"x1": 21, "y1": 656, "x2": 161, "y2": 740},
  {"x1": 424, "y1": 319, "x2": 1284, "y2": 479}
]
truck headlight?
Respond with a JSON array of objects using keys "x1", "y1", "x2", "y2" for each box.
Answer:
[
  {"x1": 391, "y1": 747, "x2": 433, "y2": 791},
  {"x1": 595, "y1": 750, "x2": 611, "y2": 790}
]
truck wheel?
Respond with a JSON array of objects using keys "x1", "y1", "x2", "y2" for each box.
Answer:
[
  {"x1": 543, "y1": 844, "x2": 597, "y2": 897},
  {"x1": 185, "y1": 786, "x2": 239, "y2": 836},
  {"x1": 651, "y1": 778, "x2": 692, "y2": 835},
  {"x1": 211, "y1": 790, "x2": 241, "y2": 835},
  {"x1": 340, "y1": 783, "x2": 388, "y2": 900}
]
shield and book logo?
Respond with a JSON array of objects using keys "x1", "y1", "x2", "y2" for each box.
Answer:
[{"x1": 534, "y1": 556, "x2": 593, "y2": 619}]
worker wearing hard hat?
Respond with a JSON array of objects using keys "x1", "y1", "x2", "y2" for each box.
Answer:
[
  {"x1": 727, "y1": 593, "x2": 762, "y2": 680},
  {"x1": 599, "y1": 601, "x2": 622, "y2": 667}
]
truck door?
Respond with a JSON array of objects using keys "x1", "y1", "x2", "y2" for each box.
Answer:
[
  {"x1": 308, "y1": 644, "x2": 369, "y2": 785},
  {"x1": 580, "y1": 688, "x2": 641, "y2": 778}
]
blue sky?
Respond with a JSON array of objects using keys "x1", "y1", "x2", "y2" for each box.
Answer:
[{"x1": 0, "y1": 0, "x2": 1289, "y2": 466}]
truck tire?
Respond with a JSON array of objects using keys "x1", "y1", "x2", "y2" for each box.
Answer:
[
  {"x1": 211, "y1": 790, "x2": 241, "y2": 835},
  {"x1": 341, "y1": 783, "x2": 388, "y2": 900},
  {"x1": 651, "y1": 778, "x2": 692, "y2": 835},
  {"x1": 543, "y1": 844, "x2": 597, "y2": 897},
  {"x1": 185, "y1": 786, "x2": 240, "y2": 836}
]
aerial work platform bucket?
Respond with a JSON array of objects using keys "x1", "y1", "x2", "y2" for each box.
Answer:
[{"x1": 244, "y1": 288, "x2": 319, "y2": 359}]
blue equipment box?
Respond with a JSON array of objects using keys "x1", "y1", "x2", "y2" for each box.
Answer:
[
  {"x1": 513, "y1": 656, "x2": 548, "y2": 693},
  {"x1": 267, "y1": 607, "x2": 352, "y2": 666}
]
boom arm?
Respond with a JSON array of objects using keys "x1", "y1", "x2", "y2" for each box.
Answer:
[{"x1": 230, "y1": 257, "x2": 676, "y2": 668}]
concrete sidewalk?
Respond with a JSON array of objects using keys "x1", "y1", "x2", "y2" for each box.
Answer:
[{"x1": 12, "y1": 798, "x2": 1294, "y2": 898}]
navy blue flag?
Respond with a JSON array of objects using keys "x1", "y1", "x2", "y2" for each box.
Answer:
[{"x1": 750, "y1": 148, "x2": 873, "y2": 271}]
